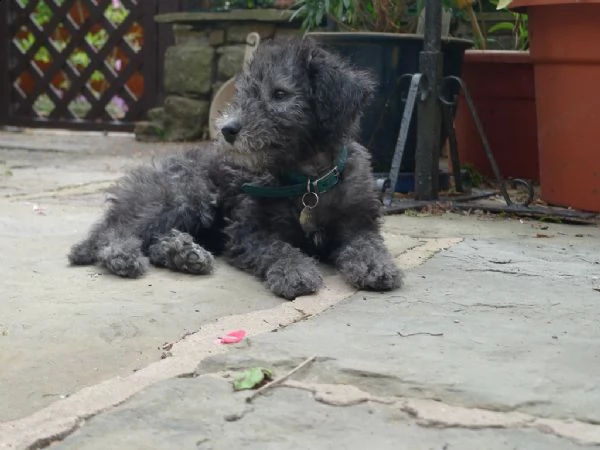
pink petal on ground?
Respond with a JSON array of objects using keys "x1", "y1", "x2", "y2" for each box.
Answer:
[{"x1": 215, "y1": 329, "x2": 246, "y2": 344}]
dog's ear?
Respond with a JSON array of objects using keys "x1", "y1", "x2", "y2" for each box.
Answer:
[{"x1": 305, "y1": 39, "x2": 376, "y2": 135}]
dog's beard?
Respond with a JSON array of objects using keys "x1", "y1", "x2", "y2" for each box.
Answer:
[
  {"x1": 217, "y1": 135, "x2": 271, "y2": 173},
  {"x1": 216, "y1": 111, "x2": 297, "y2": 173}
]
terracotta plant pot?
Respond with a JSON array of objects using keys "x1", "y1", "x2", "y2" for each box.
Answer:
[
  {"x1": 454, "y1": 50, "x2": 539, "y2": 182},
  {"x1": 510, "y1": 0, "x2": 600, "y2": 212}
]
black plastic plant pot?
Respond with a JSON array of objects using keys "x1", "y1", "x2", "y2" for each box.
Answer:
[{"x1": 308, "y1": 32, "x2": 473, "y2": 178}]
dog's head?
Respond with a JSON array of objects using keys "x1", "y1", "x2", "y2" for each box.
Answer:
[{"x1": 216, "y1": 36, "x2": 376, "y2": 170}]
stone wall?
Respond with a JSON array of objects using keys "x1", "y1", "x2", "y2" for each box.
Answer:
[{"x1": 135, "y1": 10, "x2": 303, "y2": 142}]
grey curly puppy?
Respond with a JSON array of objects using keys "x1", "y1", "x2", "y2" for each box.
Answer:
[{"x1": 68, "y1": 36, "x2": 403, "y2": 300}]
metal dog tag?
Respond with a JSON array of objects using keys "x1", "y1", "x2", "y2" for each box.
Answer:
[
  {"x1": 299, "y1": 207, "x2": 313, "y2": 229},
  {"x1": 299, "y1": 190, "x2": 319, "y2": 233}
]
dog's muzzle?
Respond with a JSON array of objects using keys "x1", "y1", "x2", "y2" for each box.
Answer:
[{"x1": 221, "y1": 119, "x2": 242, "y2": 144}]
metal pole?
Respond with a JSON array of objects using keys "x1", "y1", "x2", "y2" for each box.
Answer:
[{"x1": 414, "y1": 0, "x2": 444, "y2": 200}]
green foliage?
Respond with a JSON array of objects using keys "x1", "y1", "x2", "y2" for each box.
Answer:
[
  {"x1": 69, "y1": 50, "x2": 90, "y2": 68},
  {"x1": 288, "y1": 0, "x2": 529, "y2": 51},
  {"x1": 292, "y1": 0, "x2": 461, "y2": 34},
  {"x1": 21, "y1": 0, "x2": 65, "y2": 26},
  {"x1": 461, "y1": 163, "x2": 485, "y2": 188},
  {"x1": 487, "y1": 0, "x2": 529, "y2": 50},
  {"x1": 105, "y1": 4, "x2": 129, "y2": 24},
  {"x1": 18, "y1": 33, "x2": 52, "y2": 63},
  {"x1": 233, "y1": 367, "x2": 273, "y2": 391},
  {"x1": 33, "y1": 94, "x2": 55, "y2": 118},
  {"x1": 292, "y1": 0, "x2": 410, "y2": 33},
  {"x1": 86, "y1": 29, "x2": 110, "y2": 50},
  {"x1": 91, "y1": 70, "x2": 105, "y2": 83}
]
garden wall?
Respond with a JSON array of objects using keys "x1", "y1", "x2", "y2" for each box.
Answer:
[{"x1": 135, "y1": 9, "x2": 302, "y2": 142}]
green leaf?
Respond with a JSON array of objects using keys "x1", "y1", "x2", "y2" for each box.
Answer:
[
  {"x1": 289, "y1": 6, "x2": 304, "y2": 22},
  {"x1": 488, "y1": 22, "x2": 514, "y2": 33},
  {"x1": 335, "y1": 1, "x2": 343, "y2": 18},
  {"x1": 233, "y1": 367, "x2": 273, "y2": 391},
  {"x1": 316, "y1": 10, "x2": 323, "y2": 25},
  {"x1": 91, "y1": 70, "x2": 105, "y2": 82},
  {"x1": 496, "y1": 0, "x2": 513, "y2": 10}
]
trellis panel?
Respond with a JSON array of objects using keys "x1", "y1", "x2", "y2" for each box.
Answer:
[{"x1": 1, "y1": 0, "x2": 163, "y2": 131}]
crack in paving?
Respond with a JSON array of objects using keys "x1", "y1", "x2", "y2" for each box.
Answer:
[
  {"x1": 197, "y1": 372, "x2": 600, "y2": 447},
  {"x1": 402, "y1": 396, "x2": 600, "y2": 447},
  {"x1": 249, "y1": 380, "x2": 600, "y2": 446}
]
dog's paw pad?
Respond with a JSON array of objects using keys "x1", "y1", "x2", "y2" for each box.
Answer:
[
  {"x1": 171, "y1": 243, "x2": 214, "y2": 275},
  {"x1": 363, "y1": 264, "x2": 404, "y2": 291},
  {"x1": 341, "y1": 259, "x2": 403, "y2": 292},
  {"x1": 104, "y1": 254, "x2": 148, "y2": 278}
]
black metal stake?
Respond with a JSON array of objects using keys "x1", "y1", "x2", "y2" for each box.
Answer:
[{"x1": 414, "y1": 0, "x2": 444, "y2": 201}]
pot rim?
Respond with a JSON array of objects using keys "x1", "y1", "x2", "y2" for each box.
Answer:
[
  {"x1": 509, "y1": 0, "x2": 600, "y2": 12},
  {"x1": 306, "y1": 31, "x2": 473, "y2": 48},
  {"x1": 464, "y1": 49, "x2": 532, "y2": 64}
]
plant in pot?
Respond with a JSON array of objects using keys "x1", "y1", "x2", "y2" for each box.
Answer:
[
  {"x1": 291, "y1": 0, "x2": 474, "y2": 193},
  {"x1": 453, "y1": 0, "x2": 540, "y2": 183},
  {"x1": 507, "y1": 0, "x2": 600, "y2": 213}
]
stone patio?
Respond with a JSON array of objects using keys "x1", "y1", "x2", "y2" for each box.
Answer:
[{"x1": 0, "y1": 130, "x2": 599, "y2": 449}]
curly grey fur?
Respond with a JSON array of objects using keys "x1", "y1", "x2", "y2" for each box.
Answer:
[{"x1": 68, "y1": 36, "x2": 403, "y2": 300}]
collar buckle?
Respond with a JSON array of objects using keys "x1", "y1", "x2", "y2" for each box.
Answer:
[{"x1": 311, "y1": 166, "x2": 340, "y2": 194}]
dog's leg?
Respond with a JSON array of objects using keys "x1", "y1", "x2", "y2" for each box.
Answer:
[
  {"x1": 263, "y1": 246, "x2": 323, "y2": 300},
  {"x1": 69, "y1": 220, "x2": 148, "y2": 278},
  {"x1": 68, "y1": 221, "x2": 107, "y2": 266},
  {"x1": 226, "y1": 231, "x2": 322, "y2": 300},
  {"x1": 148, "y1": 229, "x2": 214, "y2": 275},
  {"x1": 332, "y1": 232, "x2": 403, "y2": 292},
  {"x1": 68, "y1": 237, "x2": 99, "y2": 266},
  {"x1": 96, "y1": 231, "x2": 149, "y2": 278}
]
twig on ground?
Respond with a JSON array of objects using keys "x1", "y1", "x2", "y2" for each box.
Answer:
[
  {"x1": 464, "y1": 268, "x2": 538, "y2": 276},
  {"x1": 246, "y1": 355, "x2": 317, "y2": 404},
  {"x1": 397, "y1": 332, "x2": 444, "y2": 338}
]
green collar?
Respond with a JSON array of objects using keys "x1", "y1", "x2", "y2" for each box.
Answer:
[{"x1": 242, "y1": 146, "x2": 348, "y2": 199}]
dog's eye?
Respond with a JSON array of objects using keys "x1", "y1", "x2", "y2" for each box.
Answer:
[{"x1": 272, "y1": 89, "x2": 288, "y2": 100}]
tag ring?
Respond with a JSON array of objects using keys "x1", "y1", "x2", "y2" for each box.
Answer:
[{"x1": 302, "y1": 192, "x2": 319, "y2": 209}]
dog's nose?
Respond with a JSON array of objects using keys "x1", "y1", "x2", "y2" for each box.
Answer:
[{"x1": 221, "y1": 120, "x2": 242, "y2": 144}]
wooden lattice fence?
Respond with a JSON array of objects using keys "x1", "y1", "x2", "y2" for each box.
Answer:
[{"x1": 0, "y1": 0, "x2": 167, "y2": 131}]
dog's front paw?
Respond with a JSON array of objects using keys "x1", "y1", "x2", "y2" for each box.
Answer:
[
  {"x1": 100, "y1": 249, "x2": 149, "y2": 278},
  {"x1": 363, "y1": 260, "x2": 403, "y2": 291},
  {"x1": 68, "y1": 240, "x2": 97, "y2": 266},
  {"x1": 149, "y1": 230, "x2": 214, "y2": 275},
  {"x1": 265, "y1": 259, "x2": 323, "y2": 300},
  {"x1": 171, "y1": 242, "x2": 215, "y2": 275},
  {"x1": 340, "y1": 258, "x2": 403, "y2": 292}
]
